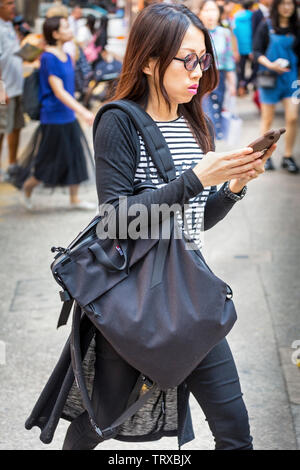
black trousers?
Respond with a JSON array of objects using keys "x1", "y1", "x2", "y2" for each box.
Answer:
[
  {"x1": 237, "y1": 54, "x2": 256, "y2": 88},
  {"x1": 62, "y1": 333, "x2": 253, "y2": 450}
]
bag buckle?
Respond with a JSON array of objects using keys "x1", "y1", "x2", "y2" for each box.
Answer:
[
  {"x1": 226, "y1": 285, "x2": 233, "y2": 299},
  {"x1": 90, "y1": 419, "x2": 116, "y2": 440},
  {"x1": 59, "y1": 289, "x2": 71, "y2": 302},
  {"x1": 142, "y1": 375, "x2": 154, "y2": 389}
]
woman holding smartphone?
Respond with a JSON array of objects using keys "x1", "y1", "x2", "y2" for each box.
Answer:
[
  {"x1": 26, "y1": 4, "x2": 277, "y2": 450},
  {"x1": 253, "y1": 0, "x2": 300, "y2": 172}
]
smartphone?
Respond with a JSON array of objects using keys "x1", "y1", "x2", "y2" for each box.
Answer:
[
  {"x1": 248, "y1": 128, "x2": 286, "y2": 154},
  {"x1": 275, "y1": 58, "x2": 289, "y2": 69}
]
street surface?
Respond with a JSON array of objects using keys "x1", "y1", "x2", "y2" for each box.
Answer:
[{"x1": 0, "y1": 93, "x2": 299, "y2": 450}]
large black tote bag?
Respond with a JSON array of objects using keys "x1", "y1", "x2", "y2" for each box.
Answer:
[
  {"x1": 52, "y1": 100, "x2": 237, "y2": 391},
  {"x1": 52, "y1": 207, "x2": 237, "y2": 391}
]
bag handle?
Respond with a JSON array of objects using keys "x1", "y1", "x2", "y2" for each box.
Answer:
[
  {"x1": 70, "y1": 302, "x2": 158, "y2": 440},
  {"x1": 88, "y1": 239, "x2": 128, "y2": 272}
]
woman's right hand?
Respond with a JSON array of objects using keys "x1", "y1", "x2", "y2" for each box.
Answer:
[
  {"x1": 269, "y1": 61, "x2": 290, "y2": 75},
  {"x1": 192, "y1": 147, "x2": 265, "y2": 187},
  {"x1": 80, "y1": 108, "x2": 95, "y2": 126}
]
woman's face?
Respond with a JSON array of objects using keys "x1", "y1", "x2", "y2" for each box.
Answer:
[
  {"x1": 151, "y1": 25, "x2": 207, "y2": 107},
  {"x1": 199, "y1": 1, "x2": 220, "y2": 30},
  {"x1": 223, "y1": 1, "x2": 235, "y2": 15},
  {"x1": 278, "y1": 0, "x2": 295, "y2": 19},
  {"x1": 53, "y1": 18, "x2": 73, "y2": 44}
]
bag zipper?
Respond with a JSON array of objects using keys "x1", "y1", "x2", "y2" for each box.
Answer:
[
  {"x1": 52, "y1": 232, "x2": 98, "y2": 270},
  {"x1": 52, "y1": 216, "x2": 104, "y2": 269}
]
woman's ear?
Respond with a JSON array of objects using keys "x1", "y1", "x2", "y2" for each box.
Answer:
[
  {"x1": 142, "y1": 58, "x2": 157, "y2": 77},
  {"x1": 52, "y1": 30, "x2": 59, "y2": 42}
]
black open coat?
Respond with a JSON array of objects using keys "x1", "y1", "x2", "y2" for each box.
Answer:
[
  {"x1": 25, "y1": 109, "x2": 240, "y2": 449},
  {"x1": 25, "y1": 312, "x2": 195, "y2": 448}
]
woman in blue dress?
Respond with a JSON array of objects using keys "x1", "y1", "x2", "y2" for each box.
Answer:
[
  {"x1": 253, "y1": 0, "x2": 300, "y2": 172},
  {"x1": 22, "y1": 16, "x2": 96, "y2": 210}
]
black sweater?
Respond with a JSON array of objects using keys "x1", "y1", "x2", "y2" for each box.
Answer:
[{"x1": 94, "y1": 108, "x2": 240, "y2": 237}]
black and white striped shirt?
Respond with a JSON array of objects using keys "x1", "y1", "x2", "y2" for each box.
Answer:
[
  {"x1": 95, "y1": 108, "x2": 239, "y2": 247},
  {"x1": 135, "y1": 116, "x2": 211, "y2": 249}
]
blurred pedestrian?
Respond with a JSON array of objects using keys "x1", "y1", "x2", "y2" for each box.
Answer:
[
  {"x1": 252, "y1": 0, "x2": 273, "y2": 36},
  {"x1": 89, "y1": 48, "x2": 122, "y2": 105},
  {"x1": 46, "y1": 3, "x2": 93, "y2": 97},
  {"x1": 96, "y1": 15, "x2": 109, "y2": 52},
  {"x1": 64, "y1": 5, "x2": 83, "y2": 62},
  {"x1": 85, "y1": 14, "x2": 109, "y2": 64},
  {"x1": 82, "y1": 15, "x2": 121, "y2": 107},
  {"x1": 251, "y1": 0, "x2": 273, "y2": 110},
  {"x1": 253, "y1": 0, "x2": 300, "y2": 172},
  {"x1": 47, "y1": 3, "x2": 83, "y2": 63},
  {"x1": 13, "y1": 14, "x2": 31, "y2": 42},
  {"x1": 83, "y1": 16, "x2": 104, "y2": 64},
  {"x1": 0, "y1": 0, "x2": 24, "y2": 182},
  {"x1": 219, "y1": 0, "x2": 236, "y2": 28},
  {"x1": 46, "y1": 2, "x2": 78, "y2": 60},
  {"x1": 68, "y1": 3, "x2": 83, "y2": 40},
  {"x1": 233, "y1": 0, "x2": 255, "y2": 96},
  {"x1": 86, "y1": 16, "x2": 108, "y2": 66},
  {"x1": 45, "y1": 3, "x2": 69, "y2": 20},
  {"x1": 198, "y1": 0, "x2": 237, "y2": 139},
  {"x1": 219, "y1": 1, "x2": 240, "y2": 69},
  {"x1": 77, "y1": 14, "x2": 96, "y2": 50},
  {"x1": 22, "y1": 15, "x2": 96, "y2": 210}
]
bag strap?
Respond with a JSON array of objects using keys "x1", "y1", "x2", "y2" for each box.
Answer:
[
  {"x1": 57, "y1": 291, "x2": 74, "y2": 329},
  {"x1": 265, "y1": 18, "x2": 275, "y2": 35},
  {"x1": 70, "y1": 302, "x2": 158, "y2": 440},
  {"x1": 57, "y1": 104, "x2": 214, "y2": 327},
  {"x1": 93, "y1": 99, "x2": 176, "y2": 183}
]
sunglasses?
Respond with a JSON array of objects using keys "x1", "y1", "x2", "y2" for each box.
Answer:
[{"x1": 173, "y1": 52, "x2": 212, "y2": 72}]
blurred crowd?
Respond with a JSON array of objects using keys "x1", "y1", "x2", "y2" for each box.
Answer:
[
  {"x1": 197, "y1": 0, "x2": 300, "y2": 173},
  {"x1": 0, "y1": 0, "x2": 299, "y2": 210}
]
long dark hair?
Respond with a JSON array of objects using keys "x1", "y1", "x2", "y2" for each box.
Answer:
[
  {"x1": 86, "y1": 14, "x2": 96, "y2": 35},
  {"x1": 95, "y1": 15, "x2": 108, "y2": 49},
  {"x1": 112, "y1": 3, "x2": 218, "y2": 153},
  {"x1": 270, "y1": 0, "x2": 299, "y2": 34}
]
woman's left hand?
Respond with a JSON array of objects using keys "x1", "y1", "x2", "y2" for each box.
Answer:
[{"x1": 229, "y1": 143, "x2": 277, "y2": 193}]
